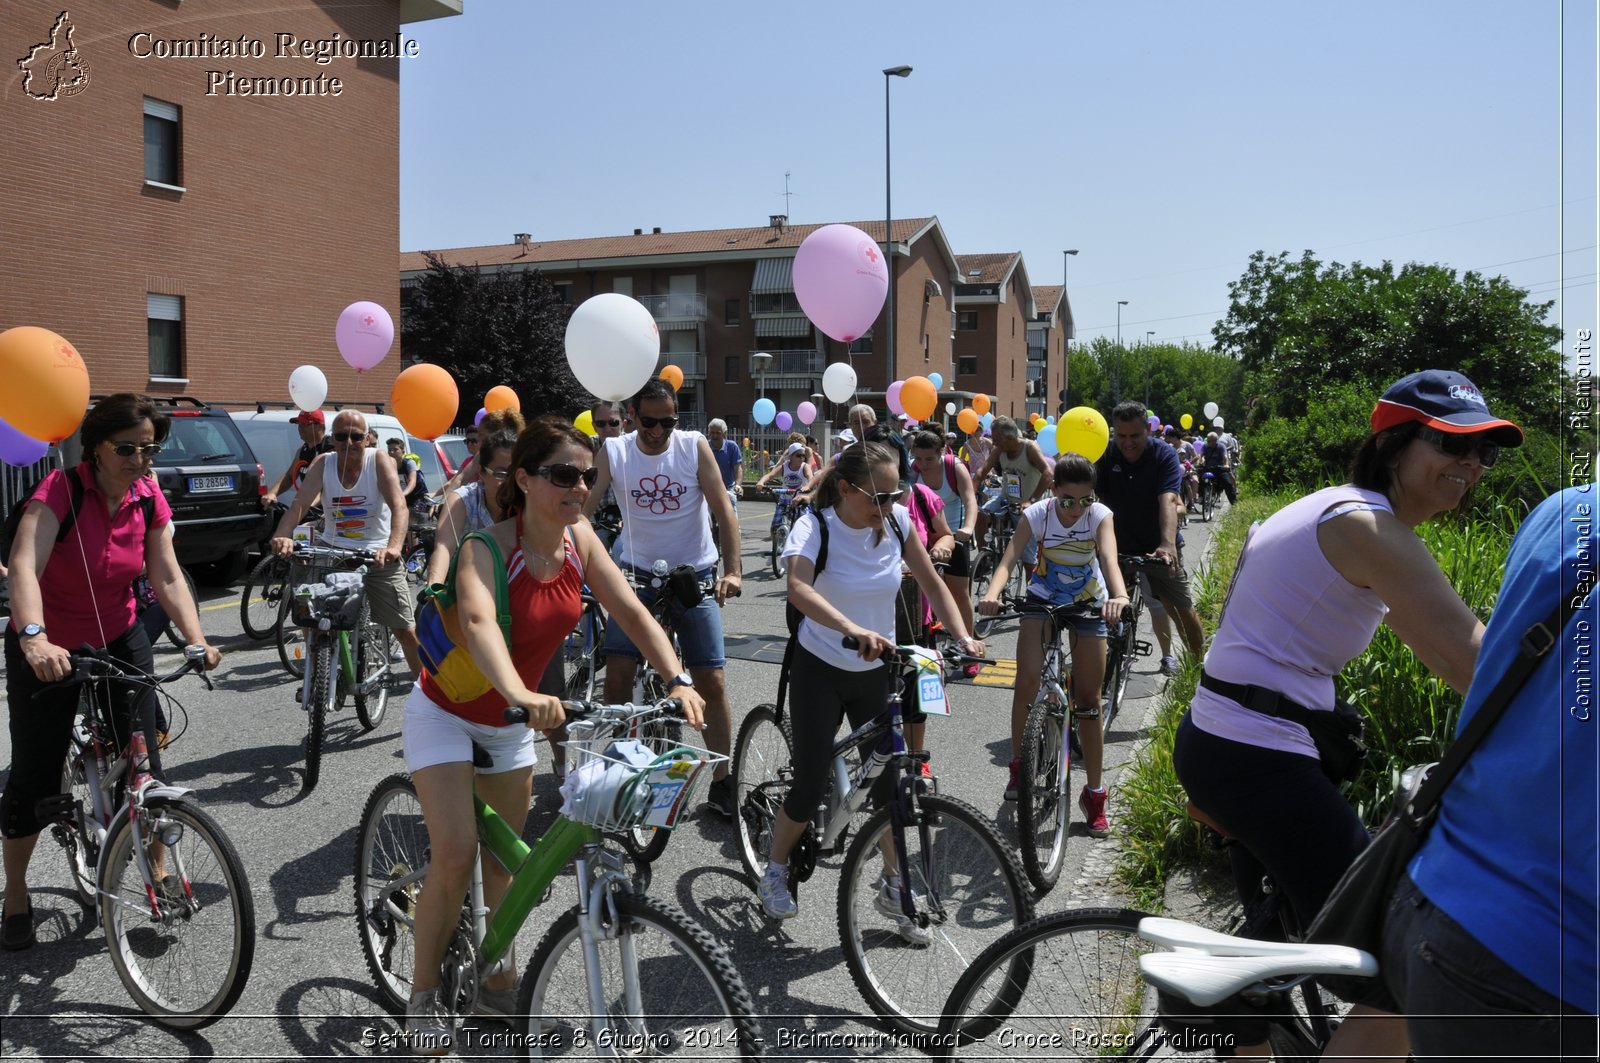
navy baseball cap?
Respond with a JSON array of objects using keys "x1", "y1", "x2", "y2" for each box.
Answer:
[{"x1": 1370, "y1": 370, "x2": 1523, "y2": 446}]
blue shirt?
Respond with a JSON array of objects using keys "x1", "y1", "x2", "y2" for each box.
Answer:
[
  {"x1": 1409, "y1": 485, "x2": 1598, "y2": 1011},
  {"x1": 711, "y1": 439, "x2": 742, "y2": 489},
  {"x1": 1096, "y1": 438, "x2": 1183, "y2": 555}
]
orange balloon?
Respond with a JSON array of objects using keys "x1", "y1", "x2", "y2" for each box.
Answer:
[
  {"x1": 957, "y1": 408, "x2": 980, "y2": 434},
  {"x1": 0, "y1": 326, "x2": 91, "y2": 443},
  {"x1": 484, "y1": 385, "x2": 520, "y2": 413},
  {"x1": 391, "y1": 363, "x2": 459, "y2": 440},
  {"x1": 659, "y1": 364, "x2": 684, "y2": 391},
  {"x1": 901, "y1": 376, "x2": 938, "y2": 421},
  {"x1": 972, "y1": 393, "x2": 991, "y2": 416}
]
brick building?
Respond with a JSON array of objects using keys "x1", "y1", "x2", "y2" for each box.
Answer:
[
  {"x1": 1028, "y1": 285, "x2": 1073, "y2": 421},
  {"x1": 0, "y1": 0, "x2": 460, "y2": 406},
  {"x1": 953, "y1": 253, "x2": 1036, "y2": 421}
]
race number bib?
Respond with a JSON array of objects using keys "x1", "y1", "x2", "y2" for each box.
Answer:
[
  {"x1": 1003, "y1": 472, "x2": 1022, "y2": 500},
  {"x1": 908, "y1": 647, "x2": 950, "y2": 717}
]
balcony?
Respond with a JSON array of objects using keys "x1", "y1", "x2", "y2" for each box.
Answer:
[
  {"x1": 637, "y1": 292, "x2": 707, "y2": 321},
  {"x1": 658, "y1": 352, "x2": 707, "y2": 379},
  {"x1": 1027, "y1": 343, "x2": 1047, "y2": 363},
  {"x1": 750, "y1": 350, "x2": 823, "y2": 388}
]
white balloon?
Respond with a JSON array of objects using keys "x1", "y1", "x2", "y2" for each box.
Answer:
[
  {"x1": 1203, "y1": 401, "x2": 1219, "y2": 419},
  {"x1": 1213, "y1": 414, "x2": 1225, "y2": 428},
  {"x1": 822, "y1": 361, "x2": 857, "y2": 405},
  {"x1": 288, "y1": 364, "x2": 327, "y2": 412},
  {"x1": 944, "y1": 402, "x2": 956, "y2": 415},
  {"x1": 564, "y1": 293, "x2": 661, "y2": 401}
]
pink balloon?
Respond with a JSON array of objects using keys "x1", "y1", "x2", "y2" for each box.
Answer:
[
  {"x1": 792, "y1": 224, "x2": 889, "y2": 343},
  {"x1": 0, "y1": 414, "x2": 49, "y2": 466},
  {"x1": 775, "y1": 411, "x2": 793, "y2": 432},
  {"x1": 796, "y1": 401, "x2": 817, "y2": 426},
  {"x1": 886, "y1": 380, "x2": 906, "y2": 416},
  {"x1": 336, "y1": 301, "x2": 395, "y2": 372}
]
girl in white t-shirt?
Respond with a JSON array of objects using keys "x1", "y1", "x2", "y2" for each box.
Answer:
[
  {"x1": 976, "y1": 453, "x2": 1128, "y2": 838},
  {"x1": 758, "y1": 442, "x2": 985, "y2": 926}
]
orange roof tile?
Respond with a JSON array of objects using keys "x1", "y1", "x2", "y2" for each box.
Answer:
[
  {"x1": 954, "y1": 253, "x2": 1020, "y2": 285},
  {"x1": 1032, "y1": 285, "x2": 1064, "y2": 313}
]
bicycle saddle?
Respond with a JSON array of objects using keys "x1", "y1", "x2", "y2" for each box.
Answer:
[{"x1": 1137, "y1": 917, "x2": 1377, "y2": 1006}]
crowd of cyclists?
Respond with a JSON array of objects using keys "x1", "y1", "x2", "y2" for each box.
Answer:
[{"x1": 2, "y1": 366, "x2": 1593, "y2": 1059}]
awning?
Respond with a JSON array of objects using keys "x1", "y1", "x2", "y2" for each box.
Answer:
[
  {"x1": 754, "y1": 316, "x2": 813, "y2": 338},
  {"x1": 656, "y1": 318, "x2": 698, "y2": 331},
  {"x1": 750, "y1": 257, "x2": 795, "y2": 294}
]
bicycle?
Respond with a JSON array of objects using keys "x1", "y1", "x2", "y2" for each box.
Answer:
[
  {"x1": 240, "y1": 500, "x2": 300, "y2": 641},
  {"x1": 37, "y1": 646, "x2": 255, "y2": 1028},
  {"x1": 402, "y1": 495, "x2": 441, "y2": 584},
  {"x1": 279, "y1": 543, "x2": 397, "y2": 792},
  {"x1": 560, "y1": 589, "x2": 609, "y2": 703},
  {"x1": 731, "y1": 639, "x2": 1034, "y2": 1037},
  {"x1": 970, "y1": 500, "x2": 1023, "y2": 638},
  {"x1": 1198, "y1": 470, "x2": 1217, "y2": 523},
  {"x1": 1101, "y1": 554, "x2": 1155, "y2": 728},
  {"x1": 768, "y1": 488, "x2": 800, "y2": 579},
  {"x1": 354, "y1": 698, "x2": 764, "y2": 1057}
]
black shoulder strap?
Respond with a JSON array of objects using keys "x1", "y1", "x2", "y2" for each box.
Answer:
[
  {"x1": 54, "y1": 469, "x2": 86, "y2": 543},
  {"x1": 813, "y1": 507, "x2": 830, "y2": 577}
]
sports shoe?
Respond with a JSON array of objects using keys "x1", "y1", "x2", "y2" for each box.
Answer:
[
  {"x1": 704, "y1": 776, "x2": 735, "y2": 818},
  {"x1": 1004, "y1": 759, "x2": 1020, "y2": 801},
  {"x1": 875, "y1": 876, "x2": 931, "y2": 946},
  {"x1": 472, "y1": 982, "x2": 519, "y2": 1021},
  {"x1": 1159, "y1": 655, "x2": 1180, "y2": 678},
  {"x1": 1, "y1": 901, "x2": 34, "y2": 951},
  {"x1": 962, "y1": 662, "x2": 982, "y2": 679},
  {"x1": 1080, "y1": 786, "x2": 1110, "y2": 838},
  {"x1": 758, "y1": 863, "x2": 798, "y2": 920},
  {"x1": 405, "y1": 986, "x2": 455, "y2": 1056}
]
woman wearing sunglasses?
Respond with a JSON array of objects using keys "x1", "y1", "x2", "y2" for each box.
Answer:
[
  {"x1": 3, "y1": 394, "x2": 221, "y2": 951},
  {"x1": 976, "y1": 453, "x2": 1129, "y2": 835},
  {"x1": 1172, "y1": 369, "x2": 1523, "y2": 1062},
  {"x1": 400, "y1": 416, "x2": 706, "y2": 1052}
]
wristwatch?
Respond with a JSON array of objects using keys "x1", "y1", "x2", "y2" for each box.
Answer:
[
  {"x1": 665, "y1": 673, "x2": 695, "y2": 692},
  {"x1": 19, "y1": 623, "x2": 46, "y2": 638}
]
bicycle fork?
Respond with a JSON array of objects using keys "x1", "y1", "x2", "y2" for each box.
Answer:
[{"x1": 571, "y1": 848, "x2": 645, "y2": 1040}]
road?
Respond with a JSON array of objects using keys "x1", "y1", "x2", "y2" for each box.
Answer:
[{"x1": 0, "y1": 502, "x2": 1217, "y2": 1060}]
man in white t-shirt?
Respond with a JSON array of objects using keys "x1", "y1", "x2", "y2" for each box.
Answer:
[{"x1": 585, "y1": 379, "x2": 743, "y2": 814}]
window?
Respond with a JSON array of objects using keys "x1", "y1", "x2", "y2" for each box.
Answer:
[
  {"x1": 143, "y1": 98, "x2": 181, "y2": 187},
  {"x1": 148, "y1": 294, "x2": 184, "y2": 379},
  {"x1": 958, "y1": 356, "x2": 977, "y2": 376},
  {"x1": 725, "y1": 298, "x2": 740, "y2": 325},
  {"x1": 552, "y1": 282, "x2": 572, "y2": 304},
  {"x1": 849, "y1": 333, "x2": 874, "y2": 354},
  {"x1": 725, "y1": 356, "x2": 741, "y2": 383},
  {"x1": 612, "y1": 276, "x2": 633, "y2": 297},
  {"x1": 957, "y1": 311, "x2": 978, "y2": 331},
  {"x1": 750, "y1": 292, "x2": 803, "y2": 314}
]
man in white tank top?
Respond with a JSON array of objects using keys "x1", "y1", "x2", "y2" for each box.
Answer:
[
  {"x1": 584, "y1": 380, "x2": 743, "y2": 814},
  {"x1": 269, "y1": 410, "x2": 421, "y2": 676}
]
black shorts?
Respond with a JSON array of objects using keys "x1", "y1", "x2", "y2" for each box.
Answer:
[{"x1": 939, "y1": 540, "x2": 972, "y2": 579}]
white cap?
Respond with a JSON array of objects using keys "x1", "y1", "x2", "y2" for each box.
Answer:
[
  {"x1": 837, "y1": 428, "x2": 857, "y2": 445},
  {"x1": 785, "y1": 442, "x2": 806, "y2": 456}
]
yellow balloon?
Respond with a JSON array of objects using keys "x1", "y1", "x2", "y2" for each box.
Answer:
[
  {"x1": 574, "y1": 409, "x2": 596, "y2": 437},
  {"x1": 1180, "y1": 413, "x2": 1193, "y2": 430},
  {"x1": 1056, "y1": 406, "x2": 1109, "y2": 463}
]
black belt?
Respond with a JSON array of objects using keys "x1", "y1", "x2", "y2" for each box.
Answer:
[{"x1": 1199, "y1": 670, "x2": 1318, "y2": 727}]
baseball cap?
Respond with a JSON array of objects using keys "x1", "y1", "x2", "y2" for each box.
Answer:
[
  {"x1": 1370, "y1": 370, "x2": 1523, "y2": 446},
  {"x1": 837, "y1": 428, "x2": 857, "y2": 445},
  {"x1": 292, "y1": 409, "x2": 325, "y2": 426},
  {"x1": 785, "y1": 442, "x2": 806, "y2": 457}
]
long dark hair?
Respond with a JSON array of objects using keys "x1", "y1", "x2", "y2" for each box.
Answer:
[
  {"x1": 500, "y1": 416, "x2": 593, "y2": 515},
  {"x1": 1349, "y1": 424, "x2": 1420, "y2": 495},
  {"x1": 82, "y1": 394, "x2": 169, "y2": 466},
  {"x1": 1053, "y1": 453, "x2": 1094, "y2": 486}
]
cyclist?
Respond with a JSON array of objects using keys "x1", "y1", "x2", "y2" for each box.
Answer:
[
  {"x1": 705, "y1": 418, "x2": 744, "y2": 513},
  {"x1": 1198, "y1": 431, "x2": 1237, "y2": 506},
  {"x1": 1172, "y1": 370, "x2": 1523, "y2": 1061},
  {"x1": 587, "y1": 401, "x2": 625, "y2": 556},
  {"x1": 758, "y1": 442, "x2": 984, "y2": 925},
  {"x1": 755, "y1": 443, "x2": 812, "y2": 538},
  {"x1": 846, "y1": 404, "x2": 912, "y2": 485},
  {"x1": 3, "y1": 394, "x2": 222, "y2": 951},
  {"x1": 975, "y1": 454, "x2": 1128, "y2": 832},
  {"x1": 973, "y1": 416, "x2": 1053, "y2": 566},
  {"x1": 400, "y1": 417, "x2": 706, "y2": 1053},
  {"x1": 260, "y1": 408, "x2": 333, "y2": 515},
  {"x1": 908, "y1": 429, "x2": 981, "y2": 672},
  {"x1": 385, "y1": 437, "x2": 425, "y2": 508},
  {"x1": 441, "y1": 410, "x2": 525, "y2": 496},
  {"x1": 961, "y1": 428, "x2": 993, "y2": 481}
]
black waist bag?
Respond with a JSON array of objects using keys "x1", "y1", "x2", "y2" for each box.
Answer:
[{"x1": 1199, "y1": 672, "x2": 1368, "y2": 783}]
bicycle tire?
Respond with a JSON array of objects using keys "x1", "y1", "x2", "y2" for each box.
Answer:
[
  {"x1": 971, "y1": 553, "x2": 999, "y2": 637},
  {"x1": 1102, "y1": 586, "x2": 1143, "y2": 729},
  {"x1": 240, "y1": 554, "x2": 289, "y2": 640},
  {"x1": 562, "y1": 605, "x2": 607, "y2": 703},
  {"x1": 837, "y1": 792, "x2": 1034, "y2": 1037},
  {"x1": 278, "y1": 618, "x2": 307, "y2": 679},
  {"x1": 770, "y1": 517, "x2": 791, "y2": 578},
  {"x1": 519, "y1": 891, "x2": 765, "y2": 1060},
  {"x1": 731, "y1": 703, "x2": 792, "y2": 887},
  {"x1": 354, "y1": 619, "x2": 395, "y2": 732},
  {"x1": 162, "y1": 566, "x2": 198, "y2": 650},
  {"x1": 303, "y1": 640, "x2": 333, "y2": 793},
  {"x1": 354, "y1": 773, "x2": 427, "y2": 1015},
  {"x1": 55, "y1": 754, "x2": 98, "y2": 908},
  {"x1": 99, "y1": 797, "x2": 256, "y2": 1029},
  {"x1": 1016, "y1": 700, "x2": 1070, "y2": 895},
  {"x1": 1201, "y1": 481, "x2": 1215, "y2": 522},
  {"x1": 619, "y1": 715, "x2": 680, "y2": 864}
]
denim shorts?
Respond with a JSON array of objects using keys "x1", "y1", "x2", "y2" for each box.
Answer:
[
  {"x1": 1023, "y1": 593, "x2": 1109, "y2": 638},
  {"x1": 601, "y1": 566, "x2": 726, "y2": 670}
]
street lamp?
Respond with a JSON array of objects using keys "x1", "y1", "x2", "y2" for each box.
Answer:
[
  {"x1": 1115, "y1": 300, "x2": 1129, "y2": 403},
  {"x1": 751, "y1": 351, "x2": 772, "y2": 399},
  {"x1": 1061, "y1": 250, "x2": 1078, "y2": 412},
  {"x1": 1144, "y1": 330, "x2": 1155, "y2": 407},
  {"x1": 883, "y1": 64, "x2": 912, "y2": 389}
]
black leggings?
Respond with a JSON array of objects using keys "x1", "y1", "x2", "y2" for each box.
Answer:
[
  {"x1": 2, "y1": 622, "x2": 162, "y2": 839},
  {"x1": 782, "y1": 644, "x2": 895, "y2": 823}
]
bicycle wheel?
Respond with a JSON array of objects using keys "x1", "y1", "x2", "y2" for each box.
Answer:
[
  {"x1": 354, "y1": 621, "x2": 396, "y2": 732},
  {"x1": 303, "y1": 640, "x2": 334, "y2": 793},
  {"x1": 55, "y1": 753, "x2": 98, "y2": 908},
  {"x1": 278, "y1": 619, "x2": 308, "y2": 679},
  {"x1": 971, "y1": 552, "x2": 999, "y2": 637},
  {"x1": 162, "y1": 567, "x2": 198, "y2": 649},
  {"x1": 837, "y1": 792, "x2": 1034, "y2": 1036},
  {"x1": 519, "y1": 891, "x2": 765, "y2": 1060},
  {"x1": 99, "y1": 797, "x2": 255, "y2": 1029},
  {"x1": 770, "y1": 516, "x2": 791, "y2": 578},
  {"x1": 354, "y1": 773, "x2": 428, "y2": 1015},
  {"x1": 1102, "y1": 589, "x2": 1142, "y2": 728},
  {"x1": 1201, "y1": 481, "x2": 1215, "y2": 522},
  {"x1": 240, "y1": 554, "x2": 289, "y2": 640},
  {"x1": 1016, "y1": 700, "x2": 1071, "y2": 895},
  {"x1": 619, "y1": 715, "x2": 680, "y2": 864},
  {"x1": 731, "y1": 702, "x2": 792, "y2": 886}
]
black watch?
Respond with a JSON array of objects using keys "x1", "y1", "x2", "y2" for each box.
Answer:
[
  {"x1": 19, "y1": 623, "x2": 46, "y2": 638},
  {"x1": 665, "y1": 673, "x2": 695, "y2": 692}
]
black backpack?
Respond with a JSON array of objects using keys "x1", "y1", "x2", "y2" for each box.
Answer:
[{"x1": 2, "y1": 471, "x2": 157, "y2": 570}]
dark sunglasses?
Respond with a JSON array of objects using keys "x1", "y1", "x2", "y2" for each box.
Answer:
[
  {"x1": 1413, "y1": 425, "x2": 1499, "y2": 468},
  {"x1": 1057, "y1": 493, "x2": 1097, "y2": 509},
  {"x1": 535, "y1": 463, "x2": 599, "y2": 490},
  {"x1": 849, "y1": 481, "x2": 904, "y2": 506},
  {"x1": 596, "y1": 419, "x2": 622, "y2": 428},
  {"x1": 636, "y1": 415, "x2": 677, "y2": 430},
  {"x1": 330, "y1": 431, "x2": 366, "y2": 443},
  {"x1": 465, "y1": 436, "x2": 480, "y2": 445},
  {"x1": 104, "y1": 441, "x2": 162, "y2": 459},
  {"x1": 482, "y1": 467, "x2": 510, "y2": 479}
]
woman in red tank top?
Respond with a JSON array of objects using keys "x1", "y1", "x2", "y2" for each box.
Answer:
[{"x1": 400, "y1": 417, "x2": 706, "y2": 1052}]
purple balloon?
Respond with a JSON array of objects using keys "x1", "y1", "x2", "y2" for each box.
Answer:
[
  {"x1": 335, "y1": 300, "x2": 395, "y2": 373},
  {"x1": 0, "y1": 414, "x2": 49, "y2": 466},
  {"x1": 1147, "y1": 414, "x2": 1160, "y2": 432},
  {"x1": 797, "y1": 400, "x2": 817, "y2": 426},
  {"x1": 792, "y1": 224, "x2": 889, "y2": 343},
  {"x1": 886, "y1": 380, "x2": 906, "y2": 416},
  {"x1": 474, "y1": 407, "x2": 488, "y2": 426},
  {"x1": 775, "y1": 411, "x2": 793, "y2": 432}
]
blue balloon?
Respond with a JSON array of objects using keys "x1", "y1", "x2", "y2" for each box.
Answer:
[
  {"x1": 979, "y1": 412, "x2": 994, "y2": 431},
  {"x1": 0, "y1": 414, "x2": 49, "y2": 466},
  {"x1": 1038, "y1": 429, "x2": 1059, "y2": 457},
  {"x1": 928, "y1": 372, "x2": 944, "y2": 390},
  {"x1": 752, "y1": 398, "x2": 776, "y2": 426}
]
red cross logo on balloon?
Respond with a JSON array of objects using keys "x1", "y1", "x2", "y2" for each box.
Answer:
[
  {"x1": 864, "y1": 246, "x2": 879, "y2": 264},
  {"x1": 362, "y1": 314, "x2": 376, "y2": 328},
  {"x1": 631, "y1": 474, "x2": 685, "y2": 515}
]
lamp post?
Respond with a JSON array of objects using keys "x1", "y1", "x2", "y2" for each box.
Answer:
[
  {"x1": 811, "y1": 391, "x2": 828, "y2": 462},
  {"x1": 883, "y1": 64, "x2": 912, "y2": 390},
  {"x1": 1144, "y1": 330, "x2": 1155, "y2": 408},
  {"x1": 1061, "y1": 250, "x2": 1077, "y2": 415},
  {"x1": 1115, "y1": 300, "x2": 1129, "y2": 403}
]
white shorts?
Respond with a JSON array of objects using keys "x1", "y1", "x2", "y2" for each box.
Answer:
[{"x1": 402, "y1": 683, "x2": 538, "y2": 775}]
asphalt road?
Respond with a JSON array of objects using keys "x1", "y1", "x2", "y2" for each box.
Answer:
[{"x1": 0, "y1": 502, "x2": 1218, "y2": 1061}]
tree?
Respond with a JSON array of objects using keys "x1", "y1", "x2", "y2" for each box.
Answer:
[{"x1": 401, "y1": 252, "x2": 591, "y2": 421}]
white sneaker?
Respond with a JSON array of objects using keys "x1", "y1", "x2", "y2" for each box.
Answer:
[
  {"x1": 875, "y1": 876, "x2": 931, "y2": 946},
  {"x1": 472, "y1": 982, "x2": 518, "y2": 1021},
  {"x1": 406, "y1": 986, "x2": 454, "y2": 1056},
  {"x1": 758, "y1": 864, "x2": 797, "y2": 920},
  {"x1": 1159, "y1": 655, "x2": 1180, "y2": 678}
]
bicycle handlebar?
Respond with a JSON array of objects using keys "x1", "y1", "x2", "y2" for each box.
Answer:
[
  {"x1": 840, "y1": 635, "x2": 984, "y2": 667},
  {"x1": 987, "y1": 596, "x2": 1103, "y2": 625},
  {"x1": 290, "y1": 543, "x2": 381, "y2": 564},
  {"x1": 40, "y1": 645, "x2": 213, "y2": 700},
  {"x1": 501, "y1": 697, "x2": 686, "y2": 727}
]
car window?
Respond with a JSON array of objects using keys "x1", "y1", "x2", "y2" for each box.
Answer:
[
  {"x1": 154, "y1": 416, "x2": 251, "y2": 466},
  {"x1": 409, "y1": 436, "x2": 445, "y2": 491},
  {"x1": 233, "y1": 420, "x2": 303, "y2": 499},
  {"x1": 440, "y1": 437, "x2": 469, "y2": 470}
]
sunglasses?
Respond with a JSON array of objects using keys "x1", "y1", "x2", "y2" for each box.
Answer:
[
  {"x1": 535, "y1": 463, "x2": 599, "y2": 490},
  {"x1": 849, "y1": 481, "x2": 905, "y2": 506},
  {"x1": 1413, "y1": 425, "x2": 1499, "y2": 468},
  {"x1": 482, "y1": 467, "x2": 510, "y2": 479},
  {"x1": 104, "y1": 441, "x2": 162, "y2": 459},
  {"x1": 596, "y1": 419, "x2": 622, "y2": 428},
  {"x1": 330, "y1": 431, "x2": 366, "y2": 443},
  {"x1": 636, "y1": 415, "x2": 677, "y2": 430},
  {"x1": 465, "y1": 436, "x2": 480, "y2": 445},
  {"x1": 1057, "y1": 493, "x2": 1097, "y2": 509}
]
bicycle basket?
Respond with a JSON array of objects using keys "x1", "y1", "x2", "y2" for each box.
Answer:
[
  {"x1": 289, "y1": 569, "x2": 366, "y2": 630},
  {"x1": 558, "y1": 732, "x2": 726, "y2": 832}
]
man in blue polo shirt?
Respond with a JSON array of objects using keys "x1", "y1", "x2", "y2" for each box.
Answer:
[
  {"x1": 706, "y1": 419, "x2": 743, "y2": 511},
  {"x1": 1095, "y1": 401, "x2": 1204, "y2": 659}
]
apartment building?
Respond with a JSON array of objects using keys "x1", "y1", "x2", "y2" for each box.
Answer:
[
  {"x1": 1028, "y1": 285, "x2": 1073, "y2": 421},
  {"x1": 953, "y1": 254, "x2": 1036, "y2": 420}
]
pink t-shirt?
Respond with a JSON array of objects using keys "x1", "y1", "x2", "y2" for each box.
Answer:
[
  {"x1": 23, "y1": 464, "x2": 171, "y2": 649},
  {"x1": 903, "y1": 483, "x2": 945, "y2": 625}
]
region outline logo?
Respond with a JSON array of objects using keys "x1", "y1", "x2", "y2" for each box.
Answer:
[{"x1": 18, "y1": 11, "x2": 91, "y2": 101}]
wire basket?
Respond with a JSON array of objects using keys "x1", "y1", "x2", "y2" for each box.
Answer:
[
  {"x1": 288, "y1": 555, "x2": 368, "y2": 630},
  {"x1": 559, "y1": 731, "x2": 727, "y2": 832}
]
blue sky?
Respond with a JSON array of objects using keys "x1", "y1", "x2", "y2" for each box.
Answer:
[{"x1": 399, "y1": 0, "x2": 1596, "y2": 356}]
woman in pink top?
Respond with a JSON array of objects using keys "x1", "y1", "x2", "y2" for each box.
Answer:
[
  {"x1": 2, "y1": 394, "x2": 220, "y2": 951},
  {"x1": 1173, "y1": 370, "x2": 1523, "y2": 1061}
]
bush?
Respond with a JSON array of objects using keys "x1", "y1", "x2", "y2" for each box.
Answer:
[{"x1": 1239, "y1": 382, "x2": 1373, "y2": 496}]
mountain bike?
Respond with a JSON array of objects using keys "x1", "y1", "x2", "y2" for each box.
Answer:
[
  {"x1": 768, "y1": 488, "x2": 799, "y2": 578},
  {"x1": 1101, "y1": 554, "x2": 1154, "y2": 728},
  {"x1": 281, "y1": 543, "x2": 397, "y2": 793},
  {"x1": 561, "y1": 590, "x2": 608, "y2": 703},
  {"x1": 239, "y1": 551, "x2": 292, "y2": 641},
  {"x1": 1198, "y1": 470, "x2": 1217, "y2": 522},
  {"x1": 354, "y1": 699, "x2": 764, "y2": 1058},
  {"x1": 38, "y1": 646, "x2": 255, "y2": 1029},
  {"x1": 731, "y1": 640, "x2": 1034, "y2": 1037},
  {"x1": 970, "y1": 501, "x2": 1022, "y2": 638}
]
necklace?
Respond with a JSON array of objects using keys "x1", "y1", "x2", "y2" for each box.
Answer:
[{"x1": 522, "y1": 528, "x2": 565, "y2": 574}]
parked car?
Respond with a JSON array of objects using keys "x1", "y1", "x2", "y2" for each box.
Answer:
[{"x1": 437, "y1": 433, "x2": 469, "y2": 477}]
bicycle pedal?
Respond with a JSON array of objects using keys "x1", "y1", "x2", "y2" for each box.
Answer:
[{"x1": 1134, "y1": 640, "x2": 1155, "y2": 657}]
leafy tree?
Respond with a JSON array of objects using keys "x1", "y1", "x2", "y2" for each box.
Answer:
[
  {"x1": 401, "y1": 252, "x2": 590, "y2": 421},
  {"x1": 1065, "y1": 337, "x2": 1244, "y2": 429}
]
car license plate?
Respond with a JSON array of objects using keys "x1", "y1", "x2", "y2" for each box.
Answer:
[{"x1": 188, "y1": 475, "x2": 234, "y2": 493}]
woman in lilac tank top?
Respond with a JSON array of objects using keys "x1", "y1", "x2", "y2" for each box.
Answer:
[{"x1": 1173, "y1": 370, "x2": 1523, "y2": 1061}]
